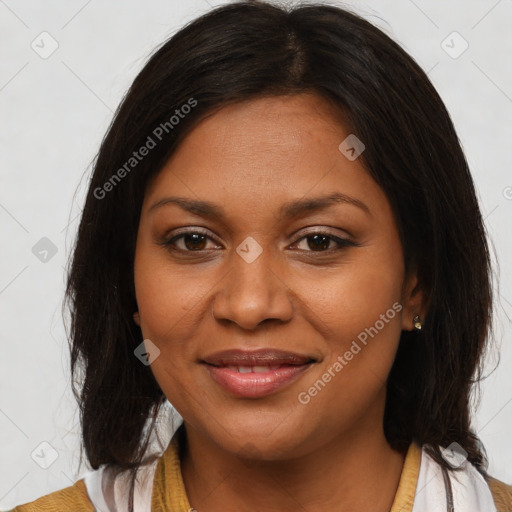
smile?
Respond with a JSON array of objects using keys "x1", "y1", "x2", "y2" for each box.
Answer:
[{"x1": 201, "y1": 348, "x2": 316, "y2": 398}]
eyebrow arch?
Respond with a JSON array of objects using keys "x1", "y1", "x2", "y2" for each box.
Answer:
[
  {"x1": 278, "y1": 192, "x2": 370, "y2": 219},
  {"x1": 147, "y1": 192, "x2": 370, "y2": 220}
]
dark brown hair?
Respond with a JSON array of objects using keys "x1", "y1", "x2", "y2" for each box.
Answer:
[{"x1": 64, "y1": 1, "x2": 493, "y2": 507}]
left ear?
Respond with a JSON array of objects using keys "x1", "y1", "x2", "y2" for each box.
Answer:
[{"x1": 400, "y1": 272, "x2": 427, "y2": 331}]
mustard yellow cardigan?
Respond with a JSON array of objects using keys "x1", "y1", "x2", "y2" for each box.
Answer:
[{"x1": 9, "y1": 436, "x2": 512, "y2": 512}]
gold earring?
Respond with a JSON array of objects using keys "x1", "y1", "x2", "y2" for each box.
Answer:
[{"x1": 413, "y1": 314, "x2": 422, "y2": 331}]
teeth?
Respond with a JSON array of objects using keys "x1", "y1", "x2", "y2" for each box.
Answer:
[{"x1": 225, "y1": 365, "x2": 281, "y2": 373}]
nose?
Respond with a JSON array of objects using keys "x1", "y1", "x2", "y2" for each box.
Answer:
[{"x1": 212, "y1": 247, "x2": 294, "y2": 331}]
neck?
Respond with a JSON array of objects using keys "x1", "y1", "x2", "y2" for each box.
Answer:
[{"x1": 180, "y1": 419, "x2": 406, "y2": 512}]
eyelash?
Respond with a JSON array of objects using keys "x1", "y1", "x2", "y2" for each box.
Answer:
[{"x1": 160, "y1": 228, "x2": 357, "y2": 255}]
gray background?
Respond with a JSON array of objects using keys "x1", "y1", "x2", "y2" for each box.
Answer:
[{"x1": 1, "y1": 0, "x2": 511, "y2": 508}]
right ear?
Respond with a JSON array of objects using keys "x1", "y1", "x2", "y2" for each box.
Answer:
[{"x1": 133, "y1": 312, "x2": 141, "y2": 326}]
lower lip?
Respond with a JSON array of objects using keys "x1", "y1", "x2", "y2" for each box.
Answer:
[{"x1": 203, "y1": 363, "x2": 312, "y2": 398}]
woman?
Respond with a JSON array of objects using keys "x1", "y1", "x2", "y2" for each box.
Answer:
[{"x1": 9, "y1": 1, "x2": 512, "y2": 511}]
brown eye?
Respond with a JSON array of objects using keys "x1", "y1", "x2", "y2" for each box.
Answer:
[
  {"x1": 305, "y1": 234, "x2": 331, "y2": 251},
  {"x1": 182, "y1": 233, "x2": 207, "y2": 250},
  {"x1": 293, "y1": 231, "x2": 355, "y2": 252},
  {"x1": 164, "y1": 231, "x2": 220, "y2": 252}
]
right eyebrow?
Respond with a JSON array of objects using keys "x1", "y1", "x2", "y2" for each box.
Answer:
[{"x1": 148, "y1": 196, "x2": 225, "y2": 220}]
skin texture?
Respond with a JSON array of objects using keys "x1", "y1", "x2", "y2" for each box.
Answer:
[{"x1": 133, "y1": 93, "x2": 426, "y2": 512}]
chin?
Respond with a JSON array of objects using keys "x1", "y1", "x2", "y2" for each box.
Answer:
[{"x1": 208, "y1": 420, "x2": 311, "y2": 461}]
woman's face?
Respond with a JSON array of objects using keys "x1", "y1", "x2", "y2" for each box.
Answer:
[{"x1": 133, "y1": 93, "x2": 422, "y2": 459}]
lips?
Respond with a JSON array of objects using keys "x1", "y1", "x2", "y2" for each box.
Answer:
[{"x1": 201, "y1": 348, "x2": 316, "y2": 398}]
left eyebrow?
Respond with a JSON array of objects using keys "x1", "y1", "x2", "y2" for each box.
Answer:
[
  {"x1": 278, "y1": 192, "x2": 371, "y2": 220},
  {"x1": 147, "y1": 192, "x2": 371, "y2": 220}
]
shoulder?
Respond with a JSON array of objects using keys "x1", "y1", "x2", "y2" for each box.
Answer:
[
  {"x1": 7, "y1": 478, "x2": 94, "y2": 512},
  {"x1": 415, "y1": 443, "x2": 511, "y2": 512},
  {"x1": 485, "y1": 474, "x2": 512, "y2": 512}
]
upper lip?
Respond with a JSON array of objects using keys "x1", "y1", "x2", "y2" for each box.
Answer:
[{"x1": 201, "y1": 348, "x2": 316, "y2": 367}]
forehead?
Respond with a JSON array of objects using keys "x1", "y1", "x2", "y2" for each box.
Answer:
[
  {"x1": 166, "y1": 93, "x2": 351, "y2": 167},
  {"x1": 141, "y1": 93, "x2": 387, "y2": 224}
]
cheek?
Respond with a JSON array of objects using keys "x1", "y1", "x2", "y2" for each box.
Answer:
[
  {"x1": 133, "y1": 243, "x2": 211, "y2": 340},
  {"x1": 133, "y1": 250, "x2": 195, "y2": 387},
  {"x1": 134, "y1": 262, "x2": 203, "y2": 412},
  {"x1": 293, "y1": 244, "x2": 403, "y2": 346},
  {"x1": 293, "y1": 242, "x2": 404, "y2": 403}
]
